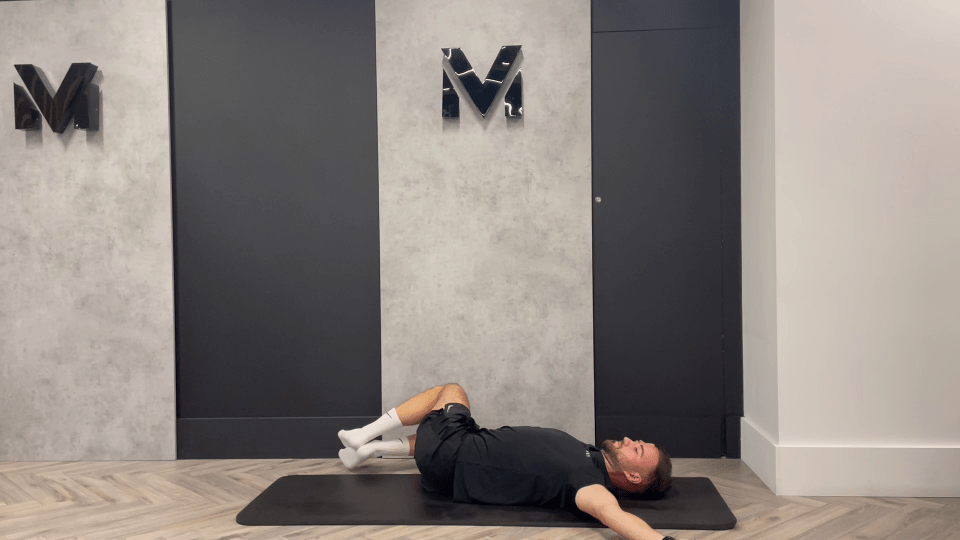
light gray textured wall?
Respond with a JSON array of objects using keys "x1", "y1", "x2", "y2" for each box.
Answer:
[
  {"x1": 376, "y1": 0, "x2": 594, "y2": 444},
  {"x1": 0, "y1": 0, "x2": 175, "y2": 460}
]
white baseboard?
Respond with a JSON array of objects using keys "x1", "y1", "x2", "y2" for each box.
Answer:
[
  {"x1": 740, "y1": 416, "x2": 778, "y2": 493},
  {"x1": 740, "y1": 417, "x2": 960, "y2": 496}
]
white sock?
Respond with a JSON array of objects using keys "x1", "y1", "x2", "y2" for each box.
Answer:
[
  {"x1": 338, "y1": 438, "x2": 408, "y2": 470},
  {"x1": 338, "y1": 408, "x2": 404, "y2": 449}
]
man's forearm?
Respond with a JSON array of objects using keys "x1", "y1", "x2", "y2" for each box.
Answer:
[{"x1": 601, "y1": 508, "x2": 669, "y2": 540}]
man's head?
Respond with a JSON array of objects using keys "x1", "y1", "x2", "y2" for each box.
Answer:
[{"x1": 600, "y1": 437, "x2": 672, "y2": 497}]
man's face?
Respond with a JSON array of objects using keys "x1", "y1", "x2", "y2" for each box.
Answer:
[{"x1": 602, "y1": 437, "x2": 660, "y2": 480}]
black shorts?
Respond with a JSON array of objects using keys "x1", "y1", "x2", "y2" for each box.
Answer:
[{"x1": 414, "y1": 402, "x2": 480, "y2": 496}]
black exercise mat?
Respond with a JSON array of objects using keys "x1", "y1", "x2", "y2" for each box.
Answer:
[{"x1": 237, "y1": 474, "x2": 736, "y2": 530}]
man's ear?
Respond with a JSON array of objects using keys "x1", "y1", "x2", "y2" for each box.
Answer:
[{"x1": 624, "y1": 470, "x2": 643, "y2": 485}]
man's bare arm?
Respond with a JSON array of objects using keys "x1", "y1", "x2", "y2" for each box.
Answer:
[
  {"x1": 600, "y1": 506, "x2": 682, "y2": 540},
  {"x1": 576, "y1": 484, "x2": 685, "y2": 540}
]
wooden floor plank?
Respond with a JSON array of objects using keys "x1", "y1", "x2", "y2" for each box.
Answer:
[
  {"x1": 787, "y1": 501, "x2": 902, "y2": 540},
  {"x1": 833, "y1": 504, "x2": 934, "y2": 540},
  {"x1": 738, "y1": 503, "x2": 852, "y2": 540},
  {"x1": 0, "y1": 459, "x2": 957, "y2": 540},
  {"x1": 925, "y1": 513, "x2": 960, "y2": 540}
]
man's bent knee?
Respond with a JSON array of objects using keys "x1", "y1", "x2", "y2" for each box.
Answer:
[{"x1": 439, "y1": 383, "x2": 469, "y2": 409}]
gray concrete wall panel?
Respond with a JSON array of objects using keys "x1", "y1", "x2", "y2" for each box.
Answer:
[
  {"x1": 0, "y1": 0, "x2": 175, "y2": 460},
  {"x1": 375, "y1": 0, "x2": 594, "y2": 443}
]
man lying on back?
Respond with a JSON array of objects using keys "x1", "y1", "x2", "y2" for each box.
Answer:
[{"x1": 338, "y1": 383, "x2": 684, "y2": 540}]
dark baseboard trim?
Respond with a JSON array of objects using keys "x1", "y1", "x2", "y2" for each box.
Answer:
[
  {"x1": 178, "y1": 416, "x2": 379, "y2": 459},
  {"x1": 724, "y1": 415, "x2": 741, "y2": 458}
]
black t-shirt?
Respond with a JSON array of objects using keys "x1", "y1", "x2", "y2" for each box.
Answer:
[{"x1": 451, "y1": 424, "x2": 614, "y2": 511}]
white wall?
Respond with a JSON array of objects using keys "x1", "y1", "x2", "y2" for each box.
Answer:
[
  {"x1": 741, "y1": 0, "x2": 960, "y2": 496},
  {"x1": 0, "y1": 0, "x2": 175, "y2": 460}
]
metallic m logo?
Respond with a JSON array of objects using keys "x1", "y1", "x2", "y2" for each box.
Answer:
[
  {"x1": 442, "y1": 46, "x2": 522, "y2": 119},
  {"x1": 14, "y1": 63, "x2": 100, "y2": 132}
]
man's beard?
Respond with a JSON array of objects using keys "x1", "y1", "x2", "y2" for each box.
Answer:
[{"x1": 600, "y1": 439, "x2": 622, "y2": 470}]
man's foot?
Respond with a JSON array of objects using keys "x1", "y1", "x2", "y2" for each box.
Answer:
[
  {"x1": 339, "y1": 447, "x2": 365, "y2": 470},
  {"x1": 338, "y1": 429, "x2": 367, "y2": 450}
]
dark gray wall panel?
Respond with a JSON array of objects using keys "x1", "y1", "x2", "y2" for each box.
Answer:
[
  {"x1": 593, "y1": 26, "x2": 726, "y2": 457},
  {"x1": 592, "y1": 0, "x2": 741, "y2": 459},
  {"x1": 592, "y1": 0, "x2": 736, "y2": 32},
  {"x1": 170, "y1": 0, "x2": 379, "y2": 456}
]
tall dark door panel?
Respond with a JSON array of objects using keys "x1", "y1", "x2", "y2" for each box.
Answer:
[
  {"x1": 592, "y1": 0, "x2": 741, "y2": 458},
  {"x1": 170, "y1": 0, "x2": 381, "y2": 458}
]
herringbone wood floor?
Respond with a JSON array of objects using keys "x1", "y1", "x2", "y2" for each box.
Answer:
[{"x1": 1, "y1": 457, "x2": 957, "y2": 540}]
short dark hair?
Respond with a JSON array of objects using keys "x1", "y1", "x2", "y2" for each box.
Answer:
[{"x1": 614, "y1": 447, "x2": 673, "y2": 500}]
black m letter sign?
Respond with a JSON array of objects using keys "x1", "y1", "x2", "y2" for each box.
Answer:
[
  {"x1": 14, "y1": 63, "x2": 100, "y2": 133},
  {"x1": 442, "y1": 46, "x2": 522, "y2": 119}
]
